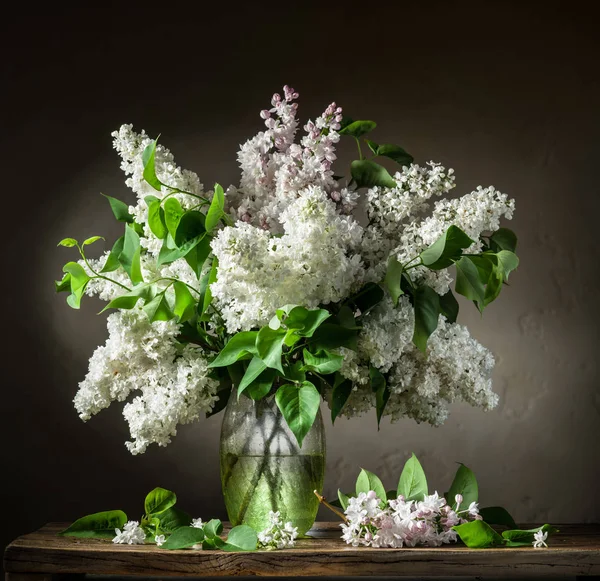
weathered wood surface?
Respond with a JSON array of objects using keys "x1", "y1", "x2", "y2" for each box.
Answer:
[{"x1": 4, "y1": 522, "x2": 600, "y2": 578}]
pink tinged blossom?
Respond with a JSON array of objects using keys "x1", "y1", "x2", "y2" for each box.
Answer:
[{"x1": 260, "y1": 109, "x2": 271, "y2": 119}]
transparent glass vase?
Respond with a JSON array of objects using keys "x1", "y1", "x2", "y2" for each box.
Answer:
[{"x1": 219, "y1": 390, "x2": 325, "y2": 536}]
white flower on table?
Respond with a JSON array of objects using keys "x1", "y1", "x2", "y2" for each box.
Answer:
[
  {"x1": 257, "y1": 511, "x2": 298, "y2": 549},
  {"x1": 113, "y1": 521, "x2": 146, "y2": 545},
  {"x1": 533, "y1": 530, "x2": 548, "y2": 548},
  {"x1": 154, "y1": 534, "x2": 166, "y2": 547}
]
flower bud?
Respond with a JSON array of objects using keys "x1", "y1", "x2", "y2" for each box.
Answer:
[
  {"x1": 367, "y1": 490, "x2": 378, "y2": 500},
  {"x1": 454, "y1": 493, "x2": 463, "y2": 507}
]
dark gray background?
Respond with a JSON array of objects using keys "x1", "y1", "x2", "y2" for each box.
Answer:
[{"x1": 2, "y1": 0, "x2": 599, "y2": 564}]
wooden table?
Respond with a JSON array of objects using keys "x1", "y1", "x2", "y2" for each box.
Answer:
[{"x1": 4, "y1": 522, "x2": 600, "y2": 579}]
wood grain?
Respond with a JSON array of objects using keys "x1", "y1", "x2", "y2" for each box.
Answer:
[{"x1": 4, "y1": 522, "x2": 600, "y2": 578}]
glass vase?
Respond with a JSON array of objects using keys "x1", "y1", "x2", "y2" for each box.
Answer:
[{"x1": 219, "y1": 390, "x2": 325, "y2": 536}]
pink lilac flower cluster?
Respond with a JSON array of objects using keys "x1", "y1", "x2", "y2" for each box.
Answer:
[{"x1": 341, "y1": 491, "x2": 481, "y2": 548}]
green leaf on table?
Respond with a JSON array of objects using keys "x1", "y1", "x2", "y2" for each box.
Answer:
[
  {"x1": 310, "y1": 323, "x2": 358, "y2": 351},
  {"x1": 347, "y1": 282, "x2": 384, "y2": 315},
  {"x1": 100, "y1": 236, "x2": 125, "y2": 273},
  {"x1": 331, "y1": 374, "x2": 353, "y2": 424},
  {"x1": 205, "y1": 183, "x2": 226, "y2": 233},
  {"x1": 356, "y1": 468, "x2": 387, "y2": 502},
  {"x1": 502, "y1": 524, "x2": 559, "y2": 544},
  {"x1": 83, "y1": 236, "x2": 104, "y2": 246},
  {"x1": 173, "y1": 281, "x2": 196, "y2": 323},
  {"x1": 203, "y1": 518, "x2": 224, "y2": 539},
  {"x1": 58, "y1": 237, "x2": 78, "y2": 247},
  {"x1": 302, "y1": 348, "x2": 344, "y2": 375},
  {"x1": 397, "y1": 453, "x2": 428, "y2": 502},
  {"x1": 209, "y1": 331, "x2": 258, "y2": 368},
  {"x1": 275, "y1": 381, "x2": 321, "y2": 447},
  {"x1": 147, "y1": 198, "x2": 168, "y2": 239},
  {"x1": 157, "y1": 506, "x2": 192, "y2": 532},
  {"x1": 143, "y1": 293, "x2": 173, "y2": 322},
  {"x1": 338, "y1": 489, "x2": 350, "y2": 511},
  {"x1": 412, "y1": 284, "x2": 440, "y2": 353},
  {"x1": 161, "y1": 526, "x2": 205, "y2": 550},
  {"x1": 452, "y1": 520, "x2": 504, "y2": 548},
  {"x1": 102, "y1": 194, "x2": 134, "y2": 222},
  {"x1": 384, "y1": 254, "x2": 404, "y2": 306},
  {"x1": 455, "y1": 256, "x2": 485, "y2": 307},
  {"x1": 164, "y1": 197, "x2": 184, "y2": 239},
  {"x1": 142, "y1": 139, "x2": 164, "y2": 192},
  {"x1": 256, "y1": 326, "x2": 286, "y2": 374},
  {"x1": 439, "y1": 289, "x2": 459, "y2": 323},
  {"x1": 366, "y1": 140, "x2": 414, "y2": 165},
  {"x1": 489, "y1": 227, "x2": 517, "y2": 253},
  {"x1": 59, "y1": 510, "x2": 127, "y2": 539},
  {"x1": 222, "y1": 524, "x2": 258, "y2": 552},
  {"x1": 119, "y1": 224, "x2": 143, "y2": 284},
  {"x1": 175, "y1": 211, "x2": 205, "y2": 248},
  {"x1": 237, "y1": 356, "x2": 268, "y2": 397},
  {"x1": 145, "y1": 487, "x2": 177, "y2": 516},
  {"x1": 351, "y1": 159, "x2": 397, "y2": 189},
  {"x1": 496, "y1": 250, "x2": 519, "y2": 281},
  {"x1": 339, "y1": 120, "x2": 377, "y2": 138},
  {"x1": 479, "y1": 506, "x2": 518, "y2": 529},
  {"x1": 447, "y1": 463, "x2": 479, "y2": 508},
  {"x1": 245, "y1": 367, "x2": 277, "y2": 400},
  {"x1": 421, "y1": 226, "x2": 474, "y2": 270}
]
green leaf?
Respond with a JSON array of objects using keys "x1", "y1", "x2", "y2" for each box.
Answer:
[
  {"x1": 164, "y1": 197, "x2": 184, "y2": 239},
  {"x1": 347, "y1": 282, "x2": 384, "y2": 315},
  {"x1": 205, "y1": 183, "x2": 226, "y2": 233},
  {"x1": 245, "y1": 367, "x2": 277, "y2": 400},
  {"x1": 142, "y1": 139, "x2": 164, "y2": 191},
  {"x1": 175, "y1": 211, "x2": 205, "y2": 248},
  {"x1": 338, "y1": 490, "x2": 350, "y2": 511},
  {"x1": 100, "y1": 236, "x2": 125, "y2": 273},
  {"x1": 356, "y1": 468, "x2": 387, "y2": 502},
  {"x1": 397, "y1": 453, "x2": 428, "y2": 502},
  {"x1": 447, "y1": 463, "x2": 479, "y2": 508},
  {"x1": 185, "y1": 235, "x2": 212, "y2": 279},
  {"x1": 336, "y1": 306, "x2": 357, "y2": 329},
  {"x1": 412, "y1": 285, "x2": 441, "y2": 353},
  {"x1": 145, "y1": 487, "x2": 177, "y2": 516},
  {"x1": 143, "y1": 293, "x2": 173, "y2": 322},
  {"x1": 284, "y1": 306, "x2": 331, "y2": 337},
  {"x1": 222, "y1": 524, "x2": 258, "y2": 552},
  {"x1": 365, "y1": 139, "x2": 379, "y2": 155},
  {"x1": 256, "y1": 326, "x2": 286, "y2": 374},
  {"x1": 439, "y1": 289, "x2": 459, "y2": 323},
  {"x1": 209, "y1": 331, "x2": 258, "y2": 368},
  {"x1": 55, "y1": 273, "x2": 71, "y2": 293},
  {"x1": 275, "y1": 381, "x2": 321, "y2": 447},
  {"x1": 302, "y1": 348, "x2": 344, "y2": 374},
  {"x1": 452, "y1": 520, "x2": 504, "y2": 548},
  {"x1": 58, "y1": 238, "x2": 78, "y2": 247},
  {"x1": 350, "y1": 159, "x2": 397, "y2": 189},
  {"x1": 100, "y1": 284, "x2": 155, "y2": 312},
  {"x1": 203, "y1": 518, "x2": 224, "y2": 538},
  {"x1": 370, "y1": 366, "x2": 389, "y2": 428},
  {"x1": 83, "y1": 236, "x2": 104, "y2": 246},
  {"x1": 119, "y1": 224, "x2": 143, "y2": 284},
  {"x1": 496, "y1": 250, "x2": 519, "y2": 281},
  {"x1": 455, "y1": 256, "x2": 485, "y2": 307},
  {"x1": 330, "y1": 374, "x2": 353, "y2": 424},
  {"x1": 157, "y1": 507, "x2": 192, "y2": 532},
  {"x1": 502, "y1": 524, "x2": 559, "y2": 544},
  {"x1": 63, "y1": 262, "x2": 90, "y2": 309},
  {"x1": 103, "y1": 194, "x2": 134, "y2": 222},
  {"x1": 339, "y1": 120, "x2": 377, "y2": 138},
  {"x1": 384, "y1": 255, "x2": 404, "y2": 306},
  {"x1": 310, "y1": 323, "x2": 358, "y2": 351},
  {"x1": 373, "y1": 143, "x2": 414, "y2": 166},
  {"x1": 483, "y1": 264, "x2": 504, "y2": 306},
  {"x1": 147, "y1": 198, "x2": 168, "y2": 239},
  {"x1": 237, "y1": 356, "x2": 268, "y2": 397},
  {"x1": 489, "y1": 227, "x2": 517, "y2": 253},
  {"x1": 160, "y1": 526, "x2": 205, "y2": 550},
  {"x1": 173, "y1": 281, "x2": 196, "y2": 323},
  {"x1": 201, "y1": 258, "x2": 218, "y2": 315},
  {"x1": 420, "y1": 226, "x2": 474, "y2": 270},
  {"x1": 479, "y1": 506, "x2": 518, "y2": 529},
  {"x1": 59, "y1": 510, "x2": 127, "y2": 539}
]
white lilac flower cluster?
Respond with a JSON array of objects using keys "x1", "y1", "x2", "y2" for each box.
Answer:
[
  {"x1": 113, "y1": 521, "x2": 146, "y2": 545},
  {"x1": 257, "y1": 511, "x2": 299, "y2": 550},
  {"x1": 341, "y1": 491, "x2": 480, "y2": 548}
]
